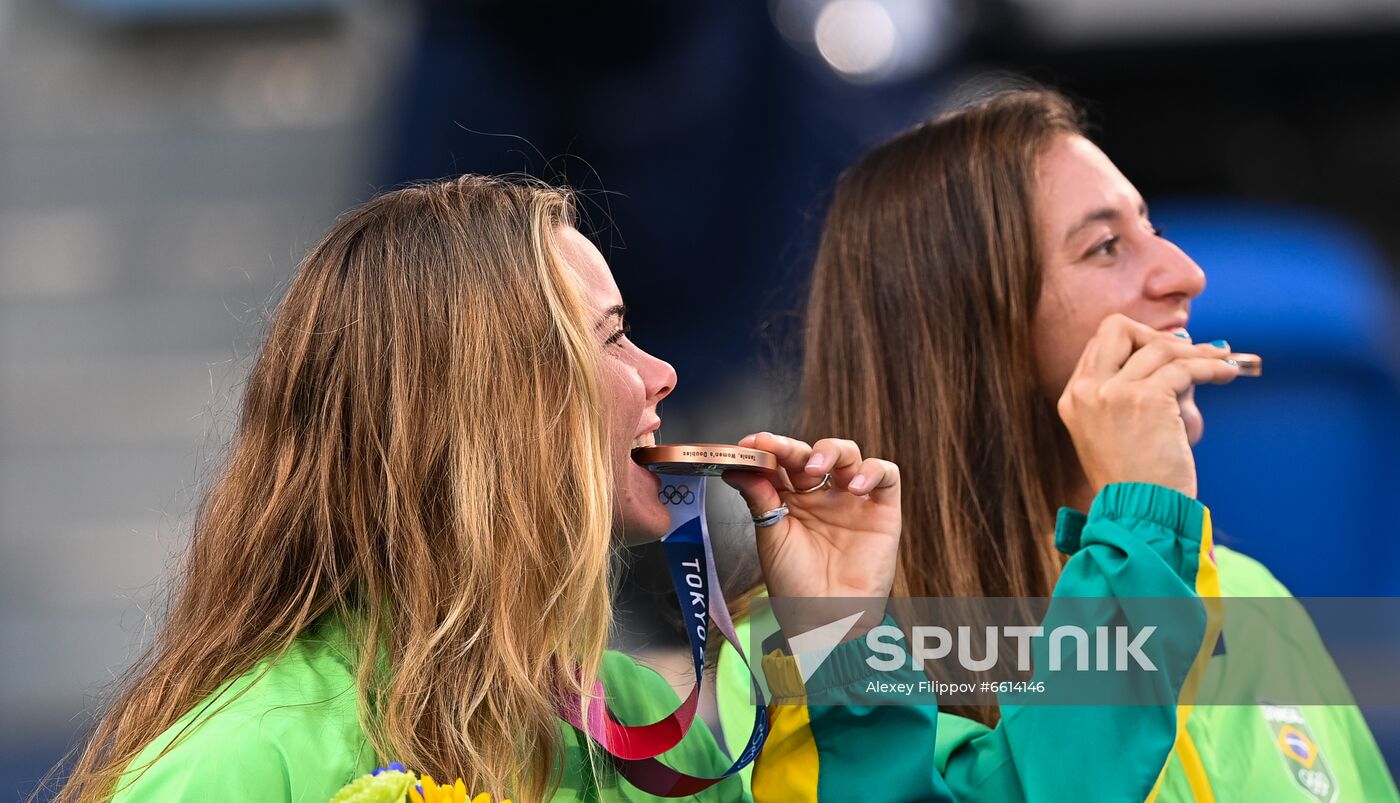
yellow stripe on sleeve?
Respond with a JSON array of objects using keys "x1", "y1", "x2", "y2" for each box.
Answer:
[
  {"x1": 1146, "y1": 507, "x2": 1223, "y2": 803},
  {"x1": 752, "y1": 651, "x2": 820, "y2": 803}
]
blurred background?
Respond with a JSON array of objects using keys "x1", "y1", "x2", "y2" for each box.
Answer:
[{"x1": 3, "y1": 0, "x2": 1399, "y2": 796}]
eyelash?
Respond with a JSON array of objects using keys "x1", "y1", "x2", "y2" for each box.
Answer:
[
  {"x1": 605, "y1": 322, "x2": 632, "y2": 346},
  {"x1": 1090, "y1": 236, "x2": 1121, "y2": 258},
  {"x1": 1088, "y1": 226, "x2": 1165, "y2": 259}
]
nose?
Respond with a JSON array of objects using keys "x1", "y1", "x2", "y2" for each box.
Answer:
[
  {"x1": 642, "y1": 349, "x2": 677, "y2": 406},
  {"x1": 1145, "y1": 237, "x2": 1207, "y2": 302}
]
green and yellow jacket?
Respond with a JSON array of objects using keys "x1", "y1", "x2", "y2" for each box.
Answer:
[
  {"x1": 111, "y1": 482, "x2": 1214, "y2": 803},
  {"x1": 720, "y1": 483, "x2": 1399, "y2": 802},
  {"x1": 1144, "y1": 544, "x2": 1397, "y2": 803},
  {"x1": 111, "y1": 590, "x2": 949, "y2": 799},
  {"x1": 110, "y1": 625, "x2": 760, "y2": 802}
]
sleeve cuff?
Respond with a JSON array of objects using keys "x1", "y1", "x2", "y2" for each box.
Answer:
[
  {"x1": 762, "y1": 650, "x2": 806, "y2": 702},
  {"x1": 1087, "y1": 482, "x2": 1205, "y2": 547},
  {"x1": 1055, "y1": 507, "x2": 1088, "y2": 555},
  {"x1": 761, "y1": 616, "x2": 916, "y2": 703}
]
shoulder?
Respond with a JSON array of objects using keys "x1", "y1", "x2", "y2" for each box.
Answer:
[
  {"x1": 599, "y1": 650, "x2": 683, "y2": 721},
  {"x1": 1212, "y1": 544, "x2": 1293, "y2": 597},
  {"x1": 596, "y1": 650, "x2": 740, "y2": 783},
  {"x1": 113, "y1": 624, "x2": 375, "y2": 802}
]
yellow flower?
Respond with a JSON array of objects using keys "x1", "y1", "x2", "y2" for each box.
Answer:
[{"x1": 409, "y1": 775, "x2": 510, "y2": 803}]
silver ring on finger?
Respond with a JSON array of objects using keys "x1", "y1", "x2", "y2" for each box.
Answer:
[
  {"x1": 790, "y1": 473, "x2": 833, "y2": 494},
  {"x1": 752, "y1": 505, "x2": 790, "y2": 528}
]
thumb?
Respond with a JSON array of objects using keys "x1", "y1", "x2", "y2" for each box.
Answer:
[
  {"x1": 1180, "y1": 385, "x2": 1205, "y2": 446},
  {"x1": 721, "y1": 470, "x2": 784, "y2": 518}
]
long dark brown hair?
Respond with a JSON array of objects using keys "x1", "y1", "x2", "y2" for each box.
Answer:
[
  {"x1": 53, "y1": 175, "x2": 617, "y2": 801},
  {"x1": 798, "y1": 88, "x2": 1087, "y2": 725}
]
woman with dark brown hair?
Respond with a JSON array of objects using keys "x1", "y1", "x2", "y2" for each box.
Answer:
[{"x1": 754, "y1": 88, "x2": 1398, "y2": 801}]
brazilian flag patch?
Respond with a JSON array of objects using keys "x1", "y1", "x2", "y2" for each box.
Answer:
[{"x1": 1261, "y1": 703, "x2": 1338, "y2": 802}]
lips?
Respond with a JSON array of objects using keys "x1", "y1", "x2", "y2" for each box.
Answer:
[{"x1": 1155, "y1": 311, "x2": 1191, "y2": 333}]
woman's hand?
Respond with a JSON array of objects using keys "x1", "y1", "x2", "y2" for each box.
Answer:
[
  {"x1": 721, "y1": 432, "x2": 901, "y2": 601},
  {"x1": 1167, "y1": 327, "x2": 1208, "y2": 446},
  {"x1": 1058, "y1": 314, "x2": 1239, "y2": 499}
]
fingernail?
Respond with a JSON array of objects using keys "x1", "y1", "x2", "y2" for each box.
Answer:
[
  {"x1": 1210, "y1": 339, "x2": 1229, "y2": 350},
  {"x1": 1225, "y1": 359, "x2": 1239, "y2": 367},
  {"x1": 806, "y1": 453, "x2": 828, "y2": 471},
  {"x1": 849, "y1": 474, "x2": 868, "y2": 491},
  {"x1": 1173, "y1": 331, "x2": 1190, "y2": 339}
]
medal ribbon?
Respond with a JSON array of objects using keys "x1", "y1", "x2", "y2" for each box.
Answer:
[{"x1": 557, "y1": 474, "x2": 770, "y2": 796}]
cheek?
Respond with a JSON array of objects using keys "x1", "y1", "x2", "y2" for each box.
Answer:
[
  {"x1": 601, "y1": 360, "x2": 646, "y2": 444},
  {"x1": 1033, "y1": 270, "x2": 1137, "y2": 394},
  {"x1": 1031, "y1": 283, "x2": 1090, "y2": 395}
]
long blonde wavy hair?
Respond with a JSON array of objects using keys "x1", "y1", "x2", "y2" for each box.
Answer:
[{"x1": 53, "y1": 175, "x2": 616, "y2": 801}]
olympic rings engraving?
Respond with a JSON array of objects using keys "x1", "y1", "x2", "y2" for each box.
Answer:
[{"x1": 659, "y1": 484, "x2": 696, "y2": 505}]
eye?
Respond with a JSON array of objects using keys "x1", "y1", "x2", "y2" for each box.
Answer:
[
  {"x1": 1088, "y1": 235, "x2": 1120, "y2": 259},
  {"x1": 604, "y1": 321, "x2": 632, "y2": 346}
]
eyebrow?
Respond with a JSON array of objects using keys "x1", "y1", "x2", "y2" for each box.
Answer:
[
  {"x1": 595, "y1": 304, "x2": 626, "y2": 330},
  {"x1": 1064, "y1": 202, "x2": 1150, "y2": 243}
]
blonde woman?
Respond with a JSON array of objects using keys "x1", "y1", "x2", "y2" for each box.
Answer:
[{"x1": 50, "y1": 176, "x2": 923, "y2": 802}]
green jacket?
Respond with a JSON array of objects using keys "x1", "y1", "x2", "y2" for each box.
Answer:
[
  {"x1": 724, "y1": 483, "x2": 1220, "y2": 802},
  {"x1": 110, "y1": 618, "x2": 752, "y2": 802},
  {"x1": 1147, "y1": 546, "x2": 1397, "y2": 803},
  {"x1": 721, "y1": 483, "x2": 1398, "y2": 802},
  {"x1": 109, "y1": 609, "x2": 944, "y2": 801}
]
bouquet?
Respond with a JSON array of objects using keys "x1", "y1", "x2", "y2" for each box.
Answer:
[{"x1": 328, "y1": 763, "x2": 510, "y2": 803}]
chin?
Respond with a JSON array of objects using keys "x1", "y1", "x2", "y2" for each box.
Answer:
[
  {"x1": 618, "y1": 503, "x2": 671, "y2": 546},
  {"x1": 616, "y1": 457, "x2": 668, "y2": 544}
]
